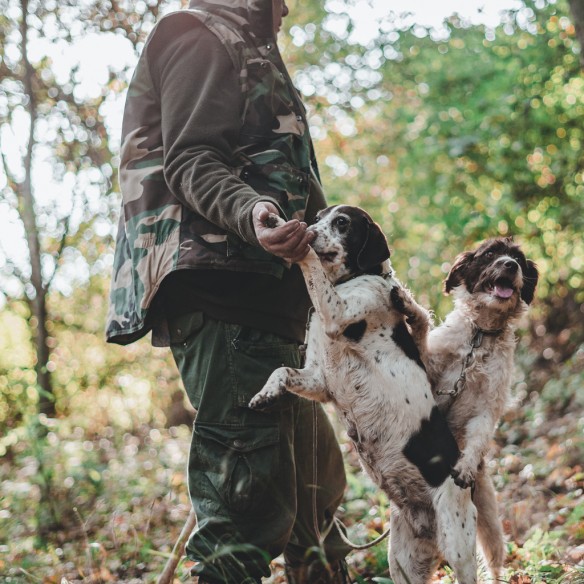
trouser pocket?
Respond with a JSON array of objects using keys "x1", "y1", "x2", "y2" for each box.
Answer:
[
  {"x1": 226, "y1": 324, "x2": 301, "y2": 408},
  {"x1": 190, "y1": 423, "x2": 280, "y2": 515}
]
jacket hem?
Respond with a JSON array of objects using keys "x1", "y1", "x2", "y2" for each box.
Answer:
[{"x1": 106, "y1": 260, "x2": 289, "y2": 345}]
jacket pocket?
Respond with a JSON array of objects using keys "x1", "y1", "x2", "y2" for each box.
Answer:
[
  {"x1": 192, "y1": 423, "x2": 280, "y2": 515},
  {"x1": 242, "y1": 58, "x2": 296, "y2": 139}
]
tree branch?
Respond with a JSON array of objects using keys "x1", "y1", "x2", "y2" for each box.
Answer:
[
  {"x1": 44, "y1": 213, "x2": 72, "y2": 290},
  {"x1": 0, "y1": 130, "x2": 21, "y2": 197}
]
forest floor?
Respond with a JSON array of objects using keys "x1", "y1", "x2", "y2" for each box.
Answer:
[{"x1": 1, "y1": 350, "x2": 583, "y2": 583}]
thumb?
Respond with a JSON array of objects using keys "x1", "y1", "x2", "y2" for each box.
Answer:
[{"x1": 253, "y1": 201, "x2": 279, "y2": 222}]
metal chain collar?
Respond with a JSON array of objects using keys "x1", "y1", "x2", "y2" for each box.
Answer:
[{"x1": 436, "y1": 327, "x2": 503, "y2": 399}]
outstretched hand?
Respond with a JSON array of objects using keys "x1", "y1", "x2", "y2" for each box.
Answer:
[{"x1": 253, "y1": 202, "x2": 314, "y2": 263}]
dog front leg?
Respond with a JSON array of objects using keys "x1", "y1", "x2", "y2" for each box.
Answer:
[
  {"x1": 390, "y1": 285, "x2": 432, "y2": 361},
  {"x1": 452, "y1": 414, "x2": 495, "y2": 489},
  {"x1": 260, "y1": 214, "x2": 358, "y2": 339},
  {"x1": 249, "y1": 366, "x2": 330, "y2": 410},
  {"x1": 298, "y1": 250, "x2": 356, "y2": 339}
]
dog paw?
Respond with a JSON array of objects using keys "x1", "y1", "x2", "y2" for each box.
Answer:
[
  {"x1": 390, "y1": 286, "x2": 408, "y2": 313},
  {"x1": 390, "y1": 286, "x2": 417, "y2": 319},
  {"x1": 249, "y1": 387, "x2": 284, "y2": 410},
  {"x1": 451, "y1": 464, "x2": 476, "y2": 489}
]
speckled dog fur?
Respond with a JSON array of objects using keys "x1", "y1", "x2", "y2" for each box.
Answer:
[{"x1": 250, "y1": 206, "x2": 478, "y2": 584}]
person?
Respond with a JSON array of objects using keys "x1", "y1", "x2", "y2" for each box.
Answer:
[{"x1": 106, "y1": 1, "x2": 350, "y2": 582}]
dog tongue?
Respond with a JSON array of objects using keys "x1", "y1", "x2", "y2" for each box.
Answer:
[{"x1": 494, "y1": 285, "x2": 513, "y2": 298}]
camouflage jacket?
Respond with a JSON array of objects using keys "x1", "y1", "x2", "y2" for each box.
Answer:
[{"x1": 107, "y1": 0, "x2": 322, "y2": 345}]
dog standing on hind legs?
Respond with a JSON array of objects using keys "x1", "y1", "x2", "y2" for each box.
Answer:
[
  {"x1": 250, "y1": 205, "x2": 478, "y2": 584},
  {"x1": 426, "y1": 237, "x2": 539, "y2": 579}
]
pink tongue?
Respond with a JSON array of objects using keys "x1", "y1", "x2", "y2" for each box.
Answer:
[{"x1": 494, "y1": 285, "x2": 513, "y2": 298}]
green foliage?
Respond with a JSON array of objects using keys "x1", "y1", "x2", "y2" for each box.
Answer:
[
  {"x1": 539, "y1": 352, "x2": 584, "y2": 411},
  {"x1": 1, "y1": 416, "x2": 193, "y2": 582},
  {"x1": 286, "y1": 0, "x2": 584, "y2": 322}
]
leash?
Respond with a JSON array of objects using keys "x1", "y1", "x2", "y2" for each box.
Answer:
[
  {"x1": 436, "y1": 326, "x2": 504, "y2": 399},
  {"x1": 310, "y1": 403, "x2": 391, "y2": 551},
  {"x1": 332, "y1": 515, "x2": 391, "y2": 550}
]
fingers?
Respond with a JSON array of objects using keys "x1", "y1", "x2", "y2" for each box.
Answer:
[
  {"x1": 261, "y1": 223, "x2": 314, "y2": 261},
  {"x1": 252, "y1": 202, "x2": 315, "y2": 262}
]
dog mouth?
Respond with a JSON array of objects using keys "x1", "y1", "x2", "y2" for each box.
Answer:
[{"x1": 489, "y1": 278, "x2": 516, "y2": 300}]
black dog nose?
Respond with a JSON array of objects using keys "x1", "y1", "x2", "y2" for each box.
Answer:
[{"x1": 504, "y1": 260, "x2": 518, "y2": 272}]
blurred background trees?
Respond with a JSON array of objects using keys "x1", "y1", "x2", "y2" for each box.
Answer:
[{"x1": 1, "y1": 0, "x2": 583, "y2": 580}]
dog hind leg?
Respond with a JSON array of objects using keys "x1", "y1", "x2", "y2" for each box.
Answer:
[
  {"x1": 389, "y1": 507, "x2": 439, "y2": 584},
  {"x1": 249, "y1": 366, "x2": 329, "y2": 409},
  {"x1": 433, "y1": 481, "x2": 477, "y2": 584},
  {"x1": 473, "y1": 466, "x2": 506, "y2": 579}
]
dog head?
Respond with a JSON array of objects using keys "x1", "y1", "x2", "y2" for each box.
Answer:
[
  {"x1": 308, "y1": 205, "x2": 390, "y2": 283},
  {"x1": 444, "y1": 237, "x2": 539, "y2": 308}
]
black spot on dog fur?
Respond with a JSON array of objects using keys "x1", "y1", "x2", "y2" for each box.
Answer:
[
  {"x1": 343, "y1": 320, "x2": 367, "y2": 342},
  {"x1": 391, "y1": 321, "x2": 425, "y2": 370},
  {"x1": 403, "y1": 406, "x2": 460, "y2": 488}
]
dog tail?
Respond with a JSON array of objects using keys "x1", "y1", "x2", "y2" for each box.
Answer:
[{"x1": 473, "y1": 467, "x2": 506, "y2": 578}]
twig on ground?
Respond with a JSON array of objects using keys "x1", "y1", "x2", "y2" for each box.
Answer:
[{"x1": 157, "y1": 508, "x2": 197, "y2": 584}]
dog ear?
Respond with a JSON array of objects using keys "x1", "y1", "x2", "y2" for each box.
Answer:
[
  {"x1": 357, "y1": 221, "x2": 390, "y2": 271},
  {"x1": 444, "y1": 251, "x2": 473, "y2": 294},
  {"x1": 520, "y1": 259, "x2": 539, "y2": 305}
]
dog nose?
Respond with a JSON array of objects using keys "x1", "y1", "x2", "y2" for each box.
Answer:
[{"x1": 504, "y1": 259, "x2": 518, "y2": 272}]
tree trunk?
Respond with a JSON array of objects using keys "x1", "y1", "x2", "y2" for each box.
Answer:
[
  {"x1": 568, "y1": 0, "x2": 584, "y2": 69},
  {"x1": 32, "y1": 294, "x2": 54, "y2": 416},
  {"x1": 19, "y1": 0, "x2": 55, "y2": 416}
]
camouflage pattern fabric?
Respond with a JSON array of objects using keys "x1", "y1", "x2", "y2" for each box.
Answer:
[{"x1": 107, "y1": 0, "x2": 320, "y2": 345}]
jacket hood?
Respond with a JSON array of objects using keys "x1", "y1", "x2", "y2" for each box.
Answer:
[{"x1": 188, "y1": 0, "x2": 275, "y2": 39}]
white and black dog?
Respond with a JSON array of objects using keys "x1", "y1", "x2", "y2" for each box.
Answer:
[
  {"x1": 250, "y1": 205, "x2": 478, "y2": 584},
  {"x1": 426, "y1": 237, "x2": 538, "y2": 577}
]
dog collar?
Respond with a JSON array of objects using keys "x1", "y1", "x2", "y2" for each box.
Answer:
[
  {"x1": 335, "y1": 268, "x2": 394, "y2": 286},
  {"x1": 475, "y1": 326, "x2": 505, "y2": 339},
  {"x1": 436, "y1": 325, "x2": 504, "y2": 399}
]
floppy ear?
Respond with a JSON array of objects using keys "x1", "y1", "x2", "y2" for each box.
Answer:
[
  {"x1": 444, "y1": 251, "x2": 473, "y2": 294},
  {"x1": 520, "y1": 260, "x2": 539, "y2": 305},
  {"x1": 357, "y1": 221, "x2": 390, "y2": 271}
]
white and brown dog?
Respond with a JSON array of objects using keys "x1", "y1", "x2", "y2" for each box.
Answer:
[
  {"x1": 250, "y1": 205, "x2": 478, "y2": 584},
  {"x1": 427, "y1": 237, "x2": 538, "y2": 577}
]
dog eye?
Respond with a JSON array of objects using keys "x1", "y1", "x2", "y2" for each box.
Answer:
[
  {"x1": 334, "y1": 216, "x2": 349, "y2": 228},
  {"x1": 485, "y1": 251, "x2": 495, "y2": 259}
]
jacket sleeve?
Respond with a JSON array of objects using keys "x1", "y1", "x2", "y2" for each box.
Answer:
[{"x1": 147, "y1": 15, "x2": 283, "y2": 245}]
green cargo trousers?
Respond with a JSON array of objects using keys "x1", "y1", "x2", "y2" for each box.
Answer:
[{"x1": 169, "y1": 312, "x2": 350, "y2": 583}]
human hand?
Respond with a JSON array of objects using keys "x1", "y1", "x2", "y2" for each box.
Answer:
[{"x1": 252, "y1": 202, "x2": 314, "y2": 263}]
